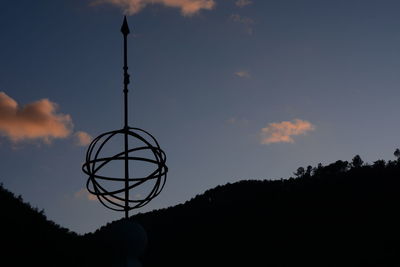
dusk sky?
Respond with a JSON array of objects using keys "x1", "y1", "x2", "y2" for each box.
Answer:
[{"x1": 1, "y1": 0, "x2": 400, "y2": 234}]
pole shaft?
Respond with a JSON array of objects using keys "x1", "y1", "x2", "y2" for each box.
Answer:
[{"x1": 123, "y1": 33, "x2": 129, "y2": 219}]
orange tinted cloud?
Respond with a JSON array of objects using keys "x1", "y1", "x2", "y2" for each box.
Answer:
[
  {"x1": 74, "y1": 188, "x2": 97, "y2": 201},
  {"x1": 93, "y1": 0, "x2": 215, "y2": 16},
  {"x1": 74, "y1": 131, "x2": 93, "y2": 146},
  {"x1": 235, "y1": 0, "x2": 252, "y2": 7},
  {"x1": 230, "y1": 14, "x2": 255, "y2": 35},
  {"x1": 235, "y1": 70, "x2": 250, "y2": 78},
  {"x1": 75, "y1": 188, "x2": 125, "y2": 204},
  {"x1": 0, "y1": 92, "x2": 72, "y2": 143},
  {"x1": 260, "y1": 119, "x2": 315, "y2": 144}
]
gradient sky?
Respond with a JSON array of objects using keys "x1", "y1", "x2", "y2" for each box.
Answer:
[{"x1": 1, "y1": 0, "x2": 400, "y2": 234}]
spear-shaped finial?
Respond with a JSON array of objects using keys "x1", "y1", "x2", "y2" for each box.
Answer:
[
  {"x1": 121, "y1": 16, "x2": 130, "y2": 35},
  {"x1": 121, "y1": 16, "x2": 130, "y2": 89}
]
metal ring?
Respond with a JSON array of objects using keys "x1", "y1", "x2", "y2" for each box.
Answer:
[{"x1": 82, "y1": 127, "x2": 168, "y2": 212}]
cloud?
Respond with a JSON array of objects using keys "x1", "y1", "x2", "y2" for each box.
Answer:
[
  {"x1": 0, "y1": 92, "x2": 73, "y2": 143},
  {"x1": 226, "y1": 117, "x2": 249, "y2": 126},
  {"x1": 74, "y1": 188, "x2": 97, "y2": 201},
  {"x1": 230, "y1": 14, "x2": 254, "y2": 34},
  {"x1": 235, "y1": 0, "x2": 252, "y2": 7},
  {"x1": 75, "y1": 188, "x2": 126, "y2": 204},
  {"x1": 92, "y1": 0, "x2": 216, "y2": 16},
  {"x1": 235, "y1": 70, "x2": 250, "y2": 78},
  {"x1": 260, "y1": 119, "x2": 315, "y2": 144},
  {"x1": 227, "y1": 117, "x2": 237, "y2": 124},
  {"x1": 74, "y1": 131, "x2": 93, "y2": 146}
]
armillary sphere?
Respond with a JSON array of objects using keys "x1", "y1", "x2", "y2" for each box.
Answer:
[{"x1": 82, "y1": 17, "x2": 168, "y2": 218}]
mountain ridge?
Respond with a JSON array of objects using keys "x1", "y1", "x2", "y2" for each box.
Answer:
[{"x1": 1, "y1": 154, "x2": 400, "y2": 266}]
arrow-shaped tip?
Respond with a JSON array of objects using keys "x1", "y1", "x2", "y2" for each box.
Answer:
[{"x1": 121, "y1": 16, "x2": 130, "y2": 35}]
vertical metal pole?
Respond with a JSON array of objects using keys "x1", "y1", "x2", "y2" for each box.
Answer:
[{"x1": 121, "y1": 16, "x2": 130, "y2": 219}]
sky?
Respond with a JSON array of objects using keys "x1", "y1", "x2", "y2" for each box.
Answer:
[{"x1": 1, "y1": 0, "x2": 400, "y2": 234}]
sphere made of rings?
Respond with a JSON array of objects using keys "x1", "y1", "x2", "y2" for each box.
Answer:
[{"x1": 82, "y1": 127, "x2": 168, "y2": 212}]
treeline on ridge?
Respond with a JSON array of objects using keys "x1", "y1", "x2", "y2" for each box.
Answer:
[{"x1": 1, "y1": 150, "x2": 400, "y2": 266}]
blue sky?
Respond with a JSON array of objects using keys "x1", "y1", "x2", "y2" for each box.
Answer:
[{"x1": 1, "y1": 0, "x2": 400, "y2": 233}]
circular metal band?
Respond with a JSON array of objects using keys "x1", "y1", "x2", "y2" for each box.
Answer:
[{"x1": 82, "y1": 127, "x2": 168, "y2": 212}]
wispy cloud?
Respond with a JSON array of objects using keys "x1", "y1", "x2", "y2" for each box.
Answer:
[
  {"x1": 227, "y1": 117, "x2": 237, "y2": 124},
  {"x1": 0, "y1": 92, "x2": 72, "y2": 143},
  {"x1": 230, "y1": 13, "x2": 255, "y2": 35},
  {"x1": 235, "y1": 70, "x2": 250, "y2": 78},
  {"x1": 74, "y1": 131, "x2": 93, "y2": 146},
  {"x1": 74, "y1": 188, "x2": 97, "y2": 201},
  {"x1": 92, "y1": 0, "x2": 216, "y2": 16},
  {"x1": 260, "y1": 119, "x2": 315, "y2": 144},
  {"x1": 75, "y1": 188, "x2": 125, "y2": 204},
  {"x1": 226, "y1": 117, "x2": 249, "y2": 126},
  {"x1": 235, "y1": 0, "x2": 252, "y2": 8}
]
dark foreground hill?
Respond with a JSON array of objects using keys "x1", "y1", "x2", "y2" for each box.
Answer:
[
  {"x1": 0, "y1": 183, "x2": 80, "y2": 266},
  {"x1": 2, "y1": 155, "x2": 400, "y2": 266}
]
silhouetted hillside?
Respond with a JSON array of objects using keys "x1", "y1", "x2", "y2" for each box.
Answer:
[
  {"x1": 91, "y1": 154, "x2": 400, "y2": 266},
  {"x1": 0, "y1": 184, "x2": 81, "y2": 266},
  {"x1": 2, "y1": 154, "x2": 400, "y2": 266}
]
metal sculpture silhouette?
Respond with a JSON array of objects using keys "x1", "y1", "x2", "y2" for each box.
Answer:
[{"x1": 82, "y1": 17, "x2": 168, "y2": 219}]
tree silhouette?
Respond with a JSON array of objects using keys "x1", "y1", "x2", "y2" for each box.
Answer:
[
  {"x1": 351, "y1": 154, "x2": 363, "y2": 168},
  {"x1": 373, "y1": 159, "x2": 386, "y2": 169},
  {"x1": 394, "y1": 148, "x2": 400, "y2": 161},
  {"x1": 305, "y1": 165, "x2": 313, "y2": 178},
  {"x1": 293, "y1": 167, "x2": 305, "y2": 178}
]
